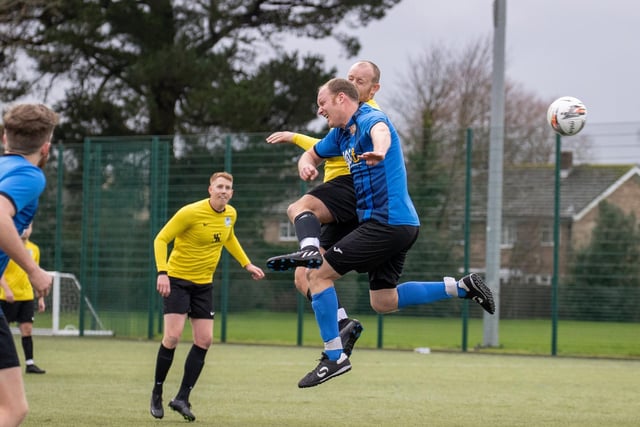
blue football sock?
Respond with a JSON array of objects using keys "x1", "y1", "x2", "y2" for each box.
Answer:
[
  {"x1": 457, "y1": 286, "x2": 468, "y2": 298},
  {"x1": 311, "y1": 287, "x2": 342, "y2": 360},
  {"x1": 397, "y1": 281, "x2": 452, "y2": 309}
]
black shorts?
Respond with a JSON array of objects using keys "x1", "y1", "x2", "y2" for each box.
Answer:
[
  {"x1": 163, "y1": 277, "x2": 215, "y2": 319},
  {"x1": 307, "y1": 175, "x2": 357, "y2": 225},
  {"x1": 319, "y1": 220, "x2": 359, "y2": 250},
  {"x1": 0, "y1": 314, "x2": 20, "y2": 369},
  {"x1": 0, "y1": 300, "x2": 35, "y2": 324},
  {"x1": 323, "y1": 221, "x2": 419, "y2": 290},
  {"x1": 308, "y1": 175, "x2": 359, "y2": 249}
]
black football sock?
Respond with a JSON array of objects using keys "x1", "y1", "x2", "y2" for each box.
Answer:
[
  {"x1": 293, "y1": 211, "x2": 321, "y2": 247},
  {"x1": 176, "y1": 344, "x2": 208, "y2": 401},
  {"x1": 153, "y1": 344, "x2": 175, "y2": 395},
  {"x1": 21, "y1": 336, "x2": 34, "y2": 361}
]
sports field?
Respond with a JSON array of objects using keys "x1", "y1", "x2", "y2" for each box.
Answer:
[{"x1": 20, "y1": 336, "x2": 639, "y2": 426}]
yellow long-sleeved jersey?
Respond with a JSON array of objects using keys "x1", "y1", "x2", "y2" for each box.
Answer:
[
  {"x1": 154, "y1": 199, "x2": 251, "y2": 285},
  {"x1": 292, "y1": 99, "x2": 381, "y2": 182},
  {"x1": 0, "y1": 240, "x2": 39, "y2": 301}
]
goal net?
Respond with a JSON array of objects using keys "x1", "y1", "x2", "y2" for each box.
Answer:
[{"x1": 12, "y1": 271, "x2": 114, "y2": 336}]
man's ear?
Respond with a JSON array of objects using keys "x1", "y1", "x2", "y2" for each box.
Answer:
[
  {"x1": 41, "y1": 141, "x2": 51, "y2": 156},
  {"x1": 37, "y1": 141, "x2": 52, "y2": 169}
]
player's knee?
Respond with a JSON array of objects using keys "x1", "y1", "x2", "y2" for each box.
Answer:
[
  {"x1": 370, "y1": 303, "x2": 395, "y2": 314},
  {"x1": 20, "y1": 324, "x2": 33, "y2": 336},
  {"x1": 286, "y1": 202, "x2": 302, "y2": 221},
  {"x1": 162, "y1": 335, "x2": 179, "y2": 348},
  {"x1": 194, "y1": 336, "x2": 212, "y2": 349},
  {"x1": 288, "y1": 197, "x2": 320, "y2": 221},
  {"x1": 17, "y1": 401, "x2": 29, "y2": 423},
  {"x1": 370, "y1": 298, "x2": 398, "y2": 314}
]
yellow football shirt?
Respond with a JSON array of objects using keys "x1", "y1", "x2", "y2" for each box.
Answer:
[
  {"x1": 0, "y1": 240, "x2": 40, "y2": 301},
  {"x1": 154, "y1": 199, "x2": 251, "y2": 285}
]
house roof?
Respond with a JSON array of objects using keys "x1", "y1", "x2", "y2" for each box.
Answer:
[{"x1": 472, "y1": 163, "x2": 640, "y2": 220}]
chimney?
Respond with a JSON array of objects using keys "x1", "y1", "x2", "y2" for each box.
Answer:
[{"x1": 560, "y1": 151, "x2": 573, "y2": 178}]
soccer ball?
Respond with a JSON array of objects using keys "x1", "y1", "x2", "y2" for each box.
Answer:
[{"x1": 547, "y1": 96, "x2": 587, "y2": 136}]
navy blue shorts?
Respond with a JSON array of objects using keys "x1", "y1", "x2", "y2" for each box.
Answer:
[
  {"x1": 163, "y1": 278, "x2": 215, "y2": 319},
  {"x1": 323, "y1": 221, "x2": 419, "y2": 290}
]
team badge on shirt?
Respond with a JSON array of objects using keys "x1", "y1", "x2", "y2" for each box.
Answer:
[{"x1": 225, "y1": 217, "x2": 232, "y2": 227}]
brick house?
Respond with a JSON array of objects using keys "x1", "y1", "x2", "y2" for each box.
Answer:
[
  {"x1": 263, "y1": 153, "x2": 640, "y2": 288},
  {"x1": 469, "y1": 152, "x2": 640, "y2": 286}
]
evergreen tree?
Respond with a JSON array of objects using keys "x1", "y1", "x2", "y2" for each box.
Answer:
[
  {"x1": 0, "y1": 0, "x2": 401, "y2": 139},
  {"x1": 564, "y1": 201, "x2": 640, "y2": 320},
  {"x1": 571, "y1": 201, "x2": 640, "y2": 288}
]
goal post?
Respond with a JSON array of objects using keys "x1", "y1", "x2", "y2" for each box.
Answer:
[{"x1": 13, "y1": 271, "x2": 114, "y2": 336}]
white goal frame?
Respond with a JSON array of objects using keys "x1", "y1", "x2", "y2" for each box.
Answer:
[{"x1": 11, "y1": 271, "x2": 114, "y2": 336}]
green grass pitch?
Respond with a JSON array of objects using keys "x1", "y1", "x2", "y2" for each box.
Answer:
[{"x1": 19, "y1": 336, "x2": 640, "y2": 426}]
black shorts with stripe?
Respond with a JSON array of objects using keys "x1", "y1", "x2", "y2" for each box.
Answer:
[
  {"x1": 323, "y1": 221, "x2": 419, "y2": 291},
  {"x1": 163, "y1": 277, "x2": 215, "y2": 319}
]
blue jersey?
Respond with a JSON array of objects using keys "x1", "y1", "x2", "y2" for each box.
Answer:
[
  {"x1": 314, "y1": 103, "x2": 419, "y2": 226},
  {"x1": 0, "y1": 154, "x2": 46, "y2": 274}
]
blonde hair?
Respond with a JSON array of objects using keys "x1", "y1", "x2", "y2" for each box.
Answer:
[{"x1": 210, "y1": 171, "x2": 233, "y2": 183}]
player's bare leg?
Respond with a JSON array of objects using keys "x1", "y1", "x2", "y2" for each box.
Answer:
[{"x1": 0, "y1": 367, "x2": 28, "y2": 427}]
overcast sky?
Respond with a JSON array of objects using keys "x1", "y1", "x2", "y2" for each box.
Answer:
[
  {"x1": 288, "y1": 0, "x2": 640, "y2": 163},
  {"x1": 4, "y1": 1, "x2": 638, "y2": 162}
]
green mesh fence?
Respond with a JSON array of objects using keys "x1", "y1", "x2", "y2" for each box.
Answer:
[{"x1": 28, "y1": 124, "x2": 640, "y2": 356}]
